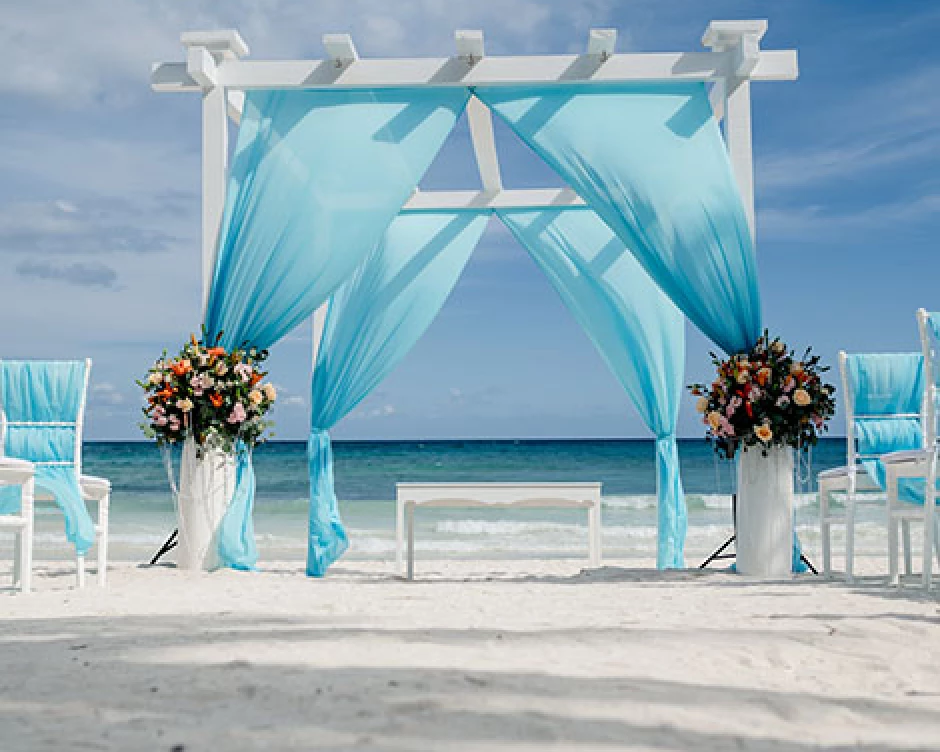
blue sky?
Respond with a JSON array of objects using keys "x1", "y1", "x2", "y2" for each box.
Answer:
[{"x1": 1, "y1": 1, "x2": 938, "y2": 440}]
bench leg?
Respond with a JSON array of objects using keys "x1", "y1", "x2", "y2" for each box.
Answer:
[
  {"x1": 395, "y1": 498, "x2": 404, "y2": 576},
  {"x1": 76, "y1": 556, "x2": 86, "y2": 589},
  {"x1": 406, "y1": 502, "x2": 415, "y2": 581},
  {"x1": 588, "y1": 501, "x2": 601, "y2": 567}
]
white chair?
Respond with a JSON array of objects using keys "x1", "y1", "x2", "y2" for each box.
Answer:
[
  {"x1": 882, "y1": 309, "x2": 940, "y2": 590},
  {"x1": 0, "y1": 359, "x2": 110, "y2": 588},
  {"x1": 819, "y1": 351, "x2": 924, "y2": 581},
  {"x1": 0, "y1": 457, "x2": 36, "y2": 593}
]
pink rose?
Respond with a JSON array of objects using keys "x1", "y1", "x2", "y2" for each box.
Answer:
[
  {"x1": 153, "y1": 405, "x2": 167, "y2": 427},
  {"x1": 718, "y1": 415, "x2": 735, "y2": 437},
  {"x1": 233, "y1": 363, "x2": 253, "y2": 382},
  {"x1": 227, "y1": 402, "x2": 247, "y2": 424}
]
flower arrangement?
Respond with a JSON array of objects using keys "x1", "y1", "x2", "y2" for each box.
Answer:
[
  {"x1": 688, "y1": 331, "x2": 836, "y2": 459},
  {"x1": 138, "y1": 333, "x2": 276, "y2": 454}
]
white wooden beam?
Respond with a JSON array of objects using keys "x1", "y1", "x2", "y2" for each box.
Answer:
[
  {"x1": 186, "y1": 46, "x2": 217, "y2": 89},
  {"x1": 466, "y1": 97, "x2": 502, "y2": 192},
  {"x1": 322, "y1": 33, "x2": 359, "y2": 67},
  {"x1": 402, "y1": 188, "x2": 585, "y2": 212},
  {"x1": 181, "y1": 29, "x2": 249, "y2": 59},
  {"x1": 226, "y1": 89, "x2": 244, "y2": 124},
  {"x1": 455, "y1": 29, "x2": 484, "y2": 63},
  {"x1": 152, "y1": 49, "x2": 797, "y2": 92},
  {"x1": 586, "y1": 29, "x2": 617, "y2": 60}
]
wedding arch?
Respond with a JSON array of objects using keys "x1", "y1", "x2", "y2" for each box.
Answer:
[{"x1": 151, "y1": 21, "x2": 798, "y2": 575}]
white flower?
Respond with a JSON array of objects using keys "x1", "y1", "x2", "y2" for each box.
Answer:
[
  {"x1": 248, "y1": 389, "x2": 263, "y2": 406},
  {"x1": 215, "y1": 362, "x2": 228, "y2": 376},
  {"x1": 148, "y1": 372, "x2": 163, "y2": 385},
  {"x1": 793, "y1": 388, "x2": 811, "y2": 407},
  {"x1": 262, "y1": 383, "x2": 277, "y2": 401},
  {"x1": 177, "y1": 398, "x2": 194, "y2": 412}
]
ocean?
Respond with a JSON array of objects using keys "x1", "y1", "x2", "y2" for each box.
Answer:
[{"x1": 22, "y1": 438, "x2": 867, "y2": 565}]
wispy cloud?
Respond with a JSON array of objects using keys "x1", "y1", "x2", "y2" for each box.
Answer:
[
  {"x1": 758, "y1": 192, "x2": 940, "y2": 242},
  {"x1": 757, "y1": 64, "x2": 940, "y2": 193},
  {"x1": 16, "y1": 259, "x2": 119, "y2": 288},
  {"x1": 0, "y1": 200, "x2": 179, "y2": 256}
]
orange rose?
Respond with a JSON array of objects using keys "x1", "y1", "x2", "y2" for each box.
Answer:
[
  {"x1": 210, "y1": 393, "x2": 224, "y2": 408},
  {"x1": 170, "y1": 359, "x2": 191, "y2": 377},
  {"x1": 249, "y1": 372, "x2": 263, "y2": 386}
]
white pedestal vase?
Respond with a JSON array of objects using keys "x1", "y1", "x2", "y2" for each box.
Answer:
[
  {"x1": 736, "y1": 445, "x2": 794, "y2": 578},
  {"x1": 175, "y1": 438, "x2": 236, "y2": 571}
]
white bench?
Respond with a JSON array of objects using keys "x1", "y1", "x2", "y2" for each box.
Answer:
[{"x1": 395, "y1": 482, "x2": 602, "y2": 580}]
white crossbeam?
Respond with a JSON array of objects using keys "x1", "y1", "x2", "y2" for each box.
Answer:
[
  {"x1": 402, "y1": 188, "x2": 585, "y2": 212},
  {"x1": 151, "y1": 49, "x2": 797, "y2": 92}
]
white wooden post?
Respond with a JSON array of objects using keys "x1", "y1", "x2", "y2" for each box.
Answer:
[
  {"x1": 703, "y1": 21, "x2": 773, "y2": 241},
  {"x1": 311, "y1": 304, "x2": 328, "y2": 371},
  {"x1": 181, "y1": 31, "x2": 249, "y2": 317}
]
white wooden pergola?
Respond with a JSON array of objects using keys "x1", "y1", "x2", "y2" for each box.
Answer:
[{"x1": 152, "y1": 20, "x2": 797, "y2": 346}]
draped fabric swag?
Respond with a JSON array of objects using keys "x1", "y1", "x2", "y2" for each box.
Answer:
[
  {"x1": 477, "y1": 82, "x2": 761, "y2": 356},
  {"x1": 307, "y1": 212, "x2": 489, "y2": 575},
  {"x1": 202, "y1": 88, "x2": 471, "y2": 569},
  {"x1": 498, "y1": 209, "x2": 687, "y2": 568}
]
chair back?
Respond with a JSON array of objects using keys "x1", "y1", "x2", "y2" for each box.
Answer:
[
  {"x1": 918, "y1": 309, "x2": 940, "y2": 449},
  {"x1": 0, "y1": 360, "x2": 90, "y2": 475},
  {"x1": 839, "y1": 351, "x2": 924, "y2": 490}
]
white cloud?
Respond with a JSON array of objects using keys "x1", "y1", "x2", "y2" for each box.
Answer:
[
  {"x1": 758, "y1": 193, "x2": 940, "y2": 242},
  {"x1": 757, "y1": 65, "x2": 940, "y2": 193}
]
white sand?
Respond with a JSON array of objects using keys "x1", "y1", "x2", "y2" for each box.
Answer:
[{"x1": 2, "y1": 557, "x2": 940, "y2": 751}]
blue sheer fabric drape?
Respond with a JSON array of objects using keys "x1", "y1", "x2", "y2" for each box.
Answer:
[
  {"x1": 203, "y1": 88, "x2": 470, "y2": 569},
  {"x1": 498, "y1": 209, "x2": 687, "y2": 568},
  {"x1": 844, "y1": 353, "x2": 929, "y2": 503},
  {"x1": 308, "y1": 212, "x2": 489, "y2": 575},
  {"x1": 477, "y1": 83, "x2": 760, "y2": 356},
  {"x1": 0, "y1": 361, "x2": 96, "y2": 554}
]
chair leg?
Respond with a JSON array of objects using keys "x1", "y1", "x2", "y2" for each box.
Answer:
[
  {"x1": 935, "y1": 517, "x2": 940, "y2": 568},
  {"x1": 845, "y1": 499, "x2": 856, "y2": 583},
  {"x1": 888, "y1": 516, "x2": 900, "y2": 586},
  {"x1": 76, "y1": 555, "x2": 86, "y2": 589},
  {"x1": 97, "y1": 493, "x2": 109, "y2": 587},
  {"x1": 902, "y1": 520, "x2": 913, "y2": 576},
  {"x1": 819, "y1": 483, "x2": 832, "y2": 579},
  {"x1": 12, "y1": 531, "x2": 21, "y2": 588},
  {"x1": 923, "y1": 515, "x2": 934, "y2": 592},
  {"x1": 21, "y1": 522, "x2": 32, "y2": 595}
]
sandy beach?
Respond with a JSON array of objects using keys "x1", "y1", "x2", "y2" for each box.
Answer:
[{"x1": 3, "y1": 557, "x2": 939, "y2": 751}]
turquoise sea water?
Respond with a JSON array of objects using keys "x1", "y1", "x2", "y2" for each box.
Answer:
[
  {"x1": 9, "y1": 439, "x2": 883, "y2": 564},
  {"x1": 20, "y1": 438, "x2": 858, "y2": 564}
]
